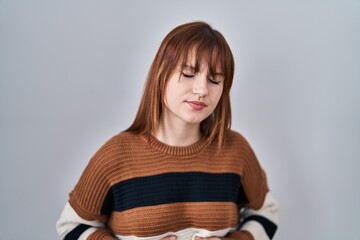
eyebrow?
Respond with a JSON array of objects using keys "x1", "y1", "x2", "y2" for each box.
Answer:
[
  {"x1": 181, "y1": 64, "x2": 224, "y2": 76},
  {"x1": 181, "y1": 64, "x2": 195, "y2": 70},
  {"x1": 213, "y1": 72, "x2": 225, "y2": 77}
]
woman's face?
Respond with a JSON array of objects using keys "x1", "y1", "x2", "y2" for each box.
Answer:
[{"x1": 162, "y1": 54, "x2": 224, "y2": 127}]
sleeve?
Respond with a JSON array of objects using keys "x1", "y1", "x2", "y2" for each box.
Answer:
[
  {"x1": 56, "y1": 202, "x2": 116, "y2": 239},
  {"x1": 56, "y1": 136, "x2": 119, "y2": 240},
  {"x1": 223, "y1": 135, "x2": 279, "y2": 240}
]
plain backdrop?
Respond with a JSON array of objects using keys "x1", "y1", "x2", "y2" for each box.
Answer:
[{"x1": 1, "y1": 0, "x2": 359, "y2": 239}]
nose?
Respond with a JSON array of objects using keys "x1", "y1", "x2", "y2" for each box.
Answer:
[{"x1": 192, "y1": 75, "x2": 208, "y2": 97}]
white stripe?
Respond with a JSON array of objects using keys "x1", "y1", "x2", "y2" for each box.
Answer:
[
  {"x1": 115, "y1": 227, "x2": 237, "y2": 240},
  {"x1": 240, "y1": 192, "x2": 279, "y2": 239},
  {"x1": 242, "y1": 192, "x2": 279, "y2": 224},
  {"x1": 241, "y1": 221, "x2": 270, "y2": 240},
  {"x1": 56, "y1": 202, "x2": 104, "y2": 239}
]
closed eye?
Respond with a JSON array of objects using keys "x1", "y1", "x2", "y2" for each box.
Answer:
[
  {"x1": 209, "y1": 79, "x2": 221, "y2": 85},
  {"x1": 181, "y1": 72, "x2": 195, "y2": 78}
]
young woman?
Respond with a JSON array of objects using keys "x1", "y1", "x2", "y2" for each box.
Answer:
[{"x1": 57, "y1": 21, "x2": 279, "y2": 240}]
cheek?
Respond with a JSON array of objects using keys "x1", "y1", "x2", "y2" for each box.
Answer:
[
  {"x1": 211, "y1": 86, "x2": 224, "y2": 104},
  {"x1": 164, "y1": 84, "x2": 178, "y2": 107}
]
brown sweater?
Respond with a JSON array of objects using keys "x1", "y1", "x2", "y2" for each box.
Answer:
[{"x1": 63, "y1": 130, "x2": 274, "y2": 240}]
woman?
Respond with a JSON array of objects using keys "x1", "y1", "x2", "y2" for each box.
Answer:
[{"x1": 57, "y1": 21, "x2": 279, "y2": 240}]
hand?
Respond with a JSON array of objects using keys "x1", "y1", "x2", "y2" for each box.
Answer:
[
  {"x1": 161, "y1": 236, "x2": 177, "y2": 240},
  {"x1": 195, "y1": 237, "x2": 221, "y2": 240}
]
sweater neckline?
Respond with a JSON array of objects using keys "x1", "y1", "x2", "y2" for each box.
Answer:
[{"x1": 142, "y1": 134, "x2": 210, "y2": 157}]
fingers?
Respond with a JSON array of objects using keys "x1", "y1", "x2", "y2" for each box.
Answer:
[{"x1": 161, "y1": 235, "x2": 177, "y2": 240}]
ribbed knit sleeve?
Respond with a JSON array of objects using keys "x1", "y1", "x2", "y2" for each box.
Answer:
[
  {"x1": 69, "y1": 135, "x2": 119, "y2": 221},
  {"x1": 88, "y1": 228, "x2": 118, "y2": 239},
  {"x1": 56, "y1": 135, "x2": 121, "y2": 239},
  {"x1": 224, "y1": 230, "x2": 254, "y2": 240},
  {"x1": 237, "y1": 134, "x2": 269, "y2": 209},
  {"x1": 224, "y1": 132, "x2": 278, "y2": 240}
]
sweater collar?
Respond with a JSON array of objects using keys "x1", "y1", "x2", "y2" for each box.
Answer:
[{"x1": 142, "y1": 134, "x2": 210, "y2": 157}]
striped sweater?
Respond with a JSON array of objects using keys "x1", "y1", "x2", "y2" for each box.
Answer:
[{"x1": 57, "y1": 130, "x2": 278, "y2": 240}]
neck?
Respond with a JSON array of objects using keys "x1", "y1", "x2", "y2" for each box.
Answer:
[{"x1": 154, "y1": 114, "x2": 202, "y2": 147}]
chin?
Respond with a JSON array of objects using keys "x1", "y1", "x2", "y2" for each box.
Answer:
[{"x1": 182, "y1": 116, "x2": 207, "y2": 124}]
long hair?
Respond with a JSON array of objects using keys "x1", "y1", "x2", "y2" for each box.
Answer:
[{"x1": 126, "y1": 21, "x2": 235, "y2": 149}]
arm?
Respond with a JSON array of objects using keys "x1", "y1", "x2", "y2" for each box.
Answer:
[
  {"x1": 237, "y1": 192, "x2": 278, "y2": 240},
  {"x1": 56, "y1": 202, "x2": 116, "y2": 240},
  {"x1": 223, "y1": 135, "x2": 279, "y2": 240},
  {"x1": 223, "y1": 192, "x2": 278, "y2": 240},
  {"x1": 56, "y1": 136, "x2": 119, "y2": 240}
]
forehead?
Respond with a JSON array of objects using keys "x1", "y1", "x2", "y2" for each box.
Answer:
[{"x1": 181, "y1": 47, "x2": 223, "y2": 73}]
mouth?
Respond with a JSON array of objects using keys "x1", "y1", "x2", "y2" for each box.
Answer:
[{"x1": 186, "y1": 101, "x2": 208, "y2": 111}]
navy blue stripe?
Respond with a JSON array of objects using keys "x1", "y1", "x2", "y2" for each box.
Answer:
[
  {"x1": 101, "y1": 187, "x2": 114, "y2": 215},
  {"x1": 64, "y1": 224, "x2": 91, "y2": 240},
  {"x1": 102, "y1": 172, "x2": 248, "y2": 213},
  {"x1": 242, "y1": 215, "x2": 277, "y2": 239}
]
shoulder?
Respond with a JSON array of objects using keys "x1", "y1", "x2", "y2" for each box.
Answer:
[
  {"x1": 98, "y1": 131, "x2": 141, "y2": 150},
  {"x1": 88, "y1": 131, "x2": 142, "y2": 166},
  {"x1": 221, "y1": 129, "x2": 259, "y2": 159},
  {"x1": 225, "y1": 129, "x2": 252, "y2": 147}
]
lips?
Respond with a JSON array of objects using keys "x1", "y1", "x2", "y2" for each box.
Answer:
[{"x1": 186, "y1": 101, "x2": 207, "y2": 111}]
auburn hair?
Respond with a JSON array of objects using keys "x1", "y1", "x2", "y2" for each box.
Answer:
[{"x1": 126, "y1": 21, "x2": 235, "y2": 149}]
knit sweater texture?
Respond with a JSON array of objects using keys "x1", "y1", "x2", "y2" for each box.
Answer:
[{"x1": 58, "y1": 130, "x2": 277, "y2": 240}]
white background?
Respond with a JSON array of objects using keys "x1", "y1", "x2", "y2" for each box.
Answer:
[{"x1": 1, "y1": 0, "x2": 359, "y2": 239}]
